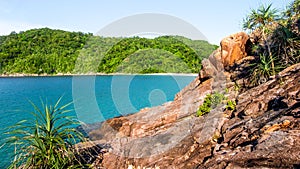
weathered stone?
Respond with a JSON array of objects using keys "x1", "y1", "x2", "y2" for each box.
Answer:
[
  {"x1": 220, "y1": 32, "x2": 251, "y2": 67},
  {"x1": 80, "y1": 33, "x2": 300, "y2": 169}
]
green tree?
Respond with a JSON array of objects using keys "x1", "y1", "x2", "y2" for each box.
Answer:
[
  {"x1": 243, "y1": 4, "x2": 280, "y2": 75},
  {"x1": 0, "y1": 28, "x2": 216, "y2": 74}
]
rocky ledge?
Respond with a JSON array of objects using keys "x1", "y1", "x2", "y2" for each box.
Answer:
[{"x1": 78, "y1": 32, "x2": 300, "y2": 169}]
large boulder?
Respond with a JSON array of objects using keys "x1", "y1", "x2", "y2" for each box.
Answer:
[
  {"x1": 220, "y1": 32, "x2": 251, "y2": 67},
  {"x1": 199, "y1": 32, "x2": 251, "y2": 83}
]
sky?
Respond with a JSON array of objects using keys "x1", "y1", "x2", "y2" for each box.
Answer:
[{"x1": 0, "y1": 0, "x2": 293, "y2": 44}]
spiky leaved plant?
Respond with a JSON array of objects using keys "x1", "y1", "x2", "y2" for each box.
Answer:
[
  {"x1": 243, "y1": 4, "x2": 280, "y2": 75},
  {"x1": 5, "y1": 97, "x2": 87, "y2": 169},
  {"x1": 249, "y1": 54, "x2": 282, "y2": 86}
]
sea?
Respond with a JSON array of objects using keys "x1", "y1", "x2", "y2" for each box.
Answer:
[{"x1": 0, "y1": 75, "x2": 195, "y2": 168}]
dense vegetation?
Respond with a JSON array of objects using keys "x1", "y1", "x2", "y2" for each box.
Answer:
[
  {"x1": 0, "y1": 28, "x2": 91, "y2": 74},
  {"x1": 97, "y1": 36, "x2": 216, "y2": 73},
  {"x1": 243, "y1": 0, "x2": 300, "y2": 85},
  {"x1": 115, "y1": 48, "x2": 191, "y2": 73},
  {"x1": 0, "y1": 28, "x2": 217, "y2": 74}
]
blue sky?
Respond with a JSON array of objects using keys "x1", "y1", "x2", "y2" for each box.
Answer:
[{"x1": 0, "y1": 0, "x2": 292, "y2": 44}]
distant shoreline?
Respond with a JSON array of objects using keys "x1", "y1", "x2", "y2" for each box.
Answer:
[{"x1": 0, "y1": 73, "x2": 198, "y2": 77}]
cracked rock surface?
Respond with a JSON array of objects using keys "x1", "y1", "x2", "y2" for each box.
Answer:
[{"x1": 79, "y1": 32, "x2": 300, "y2": 169}]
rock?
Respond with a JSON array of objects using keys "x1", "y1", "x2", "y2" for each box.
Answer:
[
  {"x1": 199, "y1": 32, "x2": 251, "y2": 84},
  {"x1": 87, "y1": 75, "x2": 220, "y2": 168},
  {"x1": 80, "y1": 32, "x2": 300, "y2": 169},
  {"x1": 199, "y1": 49, "x2": 223, "y2": 82},
  {"x1": 220, "y1": 32, "x2": 251, "y2": 67},
  {"x1": 207, "y1": 63, "x2": 300, "y2": 169}
]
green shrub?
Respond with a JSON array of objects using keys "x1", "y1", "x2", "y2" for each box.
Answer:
[
  {"x1": 196, "y1": 94, "x2": 212, "y2": 116},
  {"x1": 226, "y1": 100, "x2": 237, "y2": 111},
  {"x1": 250, "y1": 54, "x2": 281, "y2": 86},
  {"x1": 243, "y1": 1, "x2": 300, "y2": 84},
  {"x1": 210, "y1": 92, "x2": 226, "y2": 107},
  {"x1": 196, "y1": 92, "x2": 226, "y2": 116},
  {"x1": 5, "y1": 97, "x2": 87, "y2": 169}
]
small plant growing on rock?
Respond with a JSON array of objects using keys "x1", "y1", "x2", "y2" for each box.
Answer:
[
  {"x1": 197, "y1": 92, "x2": 226, "y2": 116},
  {"x1": 197, "y1": 94, "x2": 212, "y2": 116},
  {"x1": 234, "y1": 82, "x2": 241, "y2": 92},
  {"x1": 226, "y1": 100, "x2": 237, "y2": 111},
  {"x1": 250, "y1": 54, "x2": 281, "y2": 86}
]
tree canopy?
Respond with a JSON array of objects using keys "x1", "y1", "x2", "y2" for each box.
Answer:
[
  {"x1": 0, "y1": 28, "x2": 91, "y2": 74},
  {"x1": 0, "y1": 28, "x2": 217, "y2": 74}
]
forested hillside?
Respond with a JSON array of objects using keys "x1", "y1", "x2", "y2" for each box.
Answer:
[{"x1": 0, "y1": 28, "x2": 217, "y2": 74}]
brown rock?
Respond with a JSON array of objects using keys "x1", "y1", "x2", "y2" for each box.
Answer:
[
  {"x1": 220, "y1": 32, "x2": 251, "y2": 67},
  {"x1": 199, "y1": 32, "x2": 251, "y2": 84},
  {"x1": 264, "y1": 123, "x2": 281, "y2": 133},
  {"x1": 80, "y1": 34, "x2": 300, "y2": 169}
]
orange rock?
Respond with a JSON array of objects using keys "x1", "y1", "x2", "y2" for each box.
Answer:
[
  {"x1": 220, "y1": 32, "x2": 250, "y2": 67},
  {"x1": 264, "y1": 124, "x2": 281, "y2": 133},
  {"x1": 281, "y1": 120, "x2": 291, "y2": 128}
]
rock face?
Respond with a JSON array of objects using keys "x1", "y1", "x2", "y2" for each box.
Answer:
[
  {"x1": 82, "y1": 32, "x2": 300, "y2": 169},
  {"x1": 205, "y1": 63, "x2": 300, "y2": 169}
]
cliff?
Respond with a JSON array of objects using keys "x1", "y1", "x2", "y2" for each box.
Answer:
[{"x1": 77, "y1": 32, "x2": 300, "y2": 169}]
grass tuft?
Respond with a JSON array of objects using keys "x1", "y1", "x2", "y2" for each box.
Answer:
[{"x1": 5, "y1": 97, "x2": 88, "y2": 169}]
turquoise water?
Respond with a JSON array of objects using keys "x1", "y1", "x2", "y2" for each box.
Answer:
[{"x1": 0, "y1": 75, "x2": 195, "y2": 168}]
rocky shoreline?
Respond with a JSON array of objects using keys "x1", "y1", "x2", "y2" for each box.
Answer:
[{"x1": 76, "y1": 32, "x2": 300, "y2": 169}]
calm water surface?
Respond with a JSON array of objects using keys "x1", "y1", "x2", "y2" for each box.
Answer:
[{"x1": 0, "y1": 75, "x2": 195, "y2": 168}]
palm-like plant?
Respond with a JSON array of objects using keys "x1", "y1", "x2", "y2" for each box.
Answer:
[
  {"x1": 250, "y1": 54, "x2": 281, "y2": 86},
  {"x1": 243, "y1": 4, "x2": 279, "y2": 31},
  {"x1": 271, "y1": 24, "x2": 300, "y2": 66},
  {"x1": 270, "y1": 0, "x2": 300, "y2": 67},
  {"x1": 243, "y1": 4, "x2": 280, "y2": 75},
  {"x1": 5, "y1": 97, "x2": 87, "y2": 169}
]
